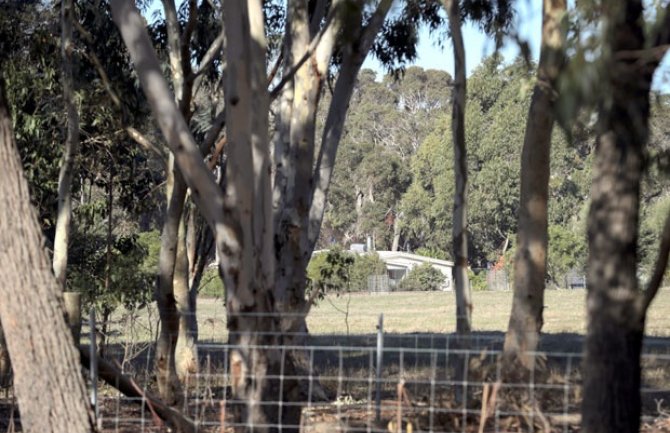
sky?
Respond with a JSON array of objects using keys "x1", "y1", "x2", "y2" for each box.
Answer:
[
  {"x1": 363, "y1": 0, "x2": 543, "y2": 76},
  {"x1": 146, "y1": 1, "x2": 670, "y2": 92},
  {"x1": 361, "y1": 1, "x2": 670, "y2": 92}
]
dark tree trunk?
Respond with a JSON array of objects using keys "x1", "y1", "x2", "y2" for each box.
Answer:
[{"x1": 582, "y1": 2, "x2": 660, "y2": 432}]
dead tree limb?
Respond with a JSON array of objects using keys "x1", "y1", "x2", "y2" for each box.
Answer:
[{"x1": 79, "y1": 348, "x2": 196, "y2": 433}]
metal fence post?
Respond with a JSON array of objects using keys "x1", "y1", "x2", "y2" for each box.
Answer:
[
  {"x1": 89, "y1": 308, "x2": 99, "y2": 424},
  {"x1": 375, "y1": 313, "x2": 384, "y2": 424}
]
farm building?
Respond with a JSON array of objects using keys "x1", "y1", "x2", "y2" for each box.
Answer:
[{"x1": 375, "y1": 251, "x2": 454, "y2": 291}]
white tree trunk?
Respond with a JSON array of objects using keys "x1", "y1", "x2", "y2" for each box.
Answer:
[
  {"x1": 53, "y1": 0, "x2": 79, "y2": 291},
  {"x1": 444, "y1": 0, "x2": 472, "y2": 334},
  {"x1": 175, "y1": 211, "x2": 198, "y2": 381},
  {"x1": 155, "y1": 156, "x2": 186, "y2": 405}
]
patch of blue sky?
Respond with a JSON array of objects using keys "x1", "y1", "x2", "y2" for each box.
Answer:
[{"x1": 144, "y1": 0, "x2": 669, "y2": 92}]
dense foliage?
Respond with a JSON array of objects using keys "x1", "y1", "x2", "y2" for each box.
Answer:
[{"x1": 321, "y1": 59, "x2": 670, "y2": 287}]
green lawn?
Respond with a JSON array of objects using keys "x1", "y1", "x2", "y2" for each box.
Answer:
[{"x1": 190, "y1": 288, "x2": 670, "y2": 341}]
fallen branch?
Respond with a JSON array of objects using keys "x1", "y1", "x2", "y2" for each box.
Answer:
[{"x1": 79, "y1": 347, "x2": 197, "y2": 433}]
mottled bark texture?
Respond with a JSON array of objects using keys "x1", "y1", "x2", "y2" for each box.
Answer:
[
  {"x1": 0, "y1": 78, "x2": 94, "y2": 433},
  {"x1": 503, "y1": 0, "x2": 566, "y2": 371},
  {"x1": 582, "y1": 2, "x2": 670, "y2": 433},
  {"x1": 272, "y1": 0, "x2": 393, "y2": 407},
  {"x1": 175, "y1": 212, "x2": 198, "y2": 381},
  {"x1": 443, "y1": 0, "x2": 472, "y2": 334}
]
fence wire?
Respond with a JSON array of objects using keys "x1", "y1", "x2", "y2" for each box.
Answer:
[{"x1": 1, "y1": 309, "x2": 670, "y2": 433}]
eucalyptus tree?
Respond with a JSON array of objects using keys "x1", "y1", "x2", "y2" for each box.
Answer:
[
  {"x1": 78, "y1": 0, "x2": 225, "y2": 401},
  {"x1": 503, "y1": 0, "x2": 567, "y2": 371},
  {"x1": 0, "y1": 76, "x2": 95, "y2": 433},
  {"x1": 442, "y1": 0, "x2": 472, "y2": 333},
  {"x1": 53, "y1": 0, "x2": 81, "y2": 336},
  {"x1": 580, "y1": 2, "x2": 670, "y2": 432}
]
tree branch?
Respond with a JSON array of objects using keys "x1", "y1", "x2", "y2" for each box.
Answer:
[
  {"x1": 266, "y1": 50, "x2": 284, "y2": 85},
  {"x1": 75, "y1": 20, "x2": 167, "y2": 164},
  {"x1": 111, "y1": 0, "x2": 225, "y2": 232},
  {"x1": 639, "y1": 210, "x2": 670, "y2": 314},
  {"x1": 201, "y1": 107, "x2": 226, "y2": 154},
  {"x1": 79, "y1": 348, "x2": 196, "y2": 433},
  {"x1": 307, "y1": 0, "x2": 393, "y2": 249},
  {"x1": 269, "y1": 6, "x2": 337, "y2": 100},
  {"x1": 192, "y1": 30, "x2": 225, "y2": 80}
]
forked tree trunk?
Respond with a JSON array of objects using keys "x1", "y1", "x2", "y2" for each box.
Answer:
[
  {"x1": 175, "y1": 214, "x2": 198, "y2": 381},
  {"x1": 159, "y1": 0, "x2": 199, "y2": 390},
  {"x1": 582, "y1": 2, "x2": 670, "y2": 432},
  {"x1": 274, "y1": 0, "x2": 339, "y2": 355},
  {"x1": 113, "y1": 0, "x2": 281, "y2": 428},
  {"x1": 272, "y1": 1, "x2": 393, "y2": 408},
  {"x1": 155, "y1": 156, "x2": 187, "y2": 405},
  {"x1": 443, "y1": 0, "x2": 472, "y2": 334},
  {"x1": 503, "y1": 0, "x2": 566, "y2": 371},
  {"x1": 0, "y1": 78, "x2": 94, "y2": 433},
  {"x1": 112, "y1": 0, "x2": 395, "y2": 429}
]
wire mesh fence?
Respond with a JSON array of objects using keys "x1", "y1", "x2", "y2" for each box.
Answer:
[{"x1": 2, "y1": 306, "x2": 670, "y2": 432}]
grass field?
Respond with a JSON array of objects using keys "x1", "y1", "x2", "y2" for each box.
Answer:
[
  {"x1": 190, "y1": 287, "x2": 670, "y2": 341},
  {"x1": 305, "y1": 288, "x2": 670, "y2": 336}
]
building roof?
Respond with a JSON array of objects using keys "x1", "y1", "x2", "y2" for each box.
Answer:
[{"x1": 374, "y1": 251, "x2": 454, "y2": 267}]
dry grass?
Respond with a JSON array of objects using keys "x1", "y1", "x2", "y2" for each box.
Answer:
[
  {"x1": 107, "y1": 287, "x2": 670, "y2": 346},
  {"x1": 306, "y1": 288, "x2": 670, "y2": 336}
]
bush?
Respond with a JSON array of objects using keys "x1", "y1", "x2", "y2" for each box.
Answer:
[
  {"x1": 350, "y1": 252, "x2": 387, "y2": 291},
  {"x1": 468, "y1": 268, "x2": 488, "y2": 291},
  {"x1": 199, "y1": 267, "x2": 225, "y2": 298},
  {"x1": 398, "y1": 263, "x2": 445, "y2": 291},
  {"x1": 307, "y1": 248, "x2": 356, "y2": 299},
  {"x1": 306, "y1": 249, "x2": 389, "y2": 298},
  {"x1": 547, "y1": 224, "x2": 587, "y2": 286}
]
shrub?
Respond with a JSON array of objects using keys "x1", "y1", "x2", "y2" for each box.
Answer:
[
  {"x1": 467, "y1": 268, "x2": 489, "y2": 291},
  {"x1": 307, "y1": 248, "x2": 355, "y2": 299},
  {"x1": 398, "y1": 263, "x2": 445, "y2": 291},
  {"x1": 199, "y1": 267, "x2": 225, "y2": 298},
  {"x1": 349, "y1": 252, "x2": 387, "y2": 291},
  {"x1": 306, "y1": 249, "x2": 388, "y2": 298}
]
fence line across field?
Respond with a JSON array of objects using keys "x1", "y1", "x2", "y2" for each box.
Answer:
[
  {"x1": 3, "y1": 307, "x2": 669, "y2": 432},
  {"x1": 75, "y1": 312, "x2": 670, "y2": 432}
]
